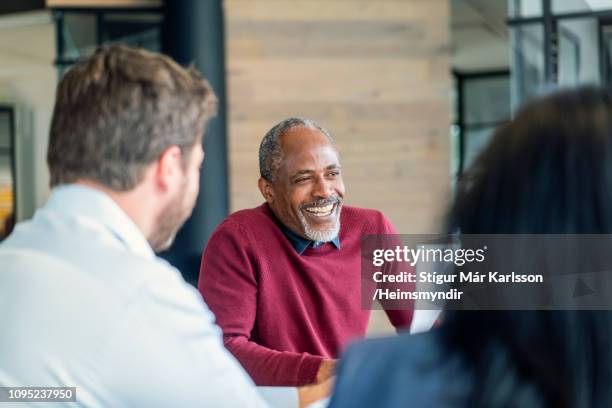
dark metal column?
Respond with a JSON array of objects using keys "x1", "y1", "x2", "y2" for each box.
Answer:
[
  {"x1": 542, "y1": 0, "x2": 558, "y2": 84},
  {"x1": 161, "y1": 0, "x2": 228, "y2": 286}
]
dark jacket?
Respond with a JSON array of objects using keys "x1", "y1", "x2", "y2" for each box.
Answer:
[{"x1": 328, "y1": 330, "x2": 472, "y2": 408}]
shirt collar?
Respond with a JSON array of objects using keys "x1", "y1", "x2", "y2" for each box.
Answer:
[
  {"x1": 45, "y1": 184, "x2": 155, "y2": 259},
  {"x1": 278, "y1": 222, "x2": 341, "y2": 255}
]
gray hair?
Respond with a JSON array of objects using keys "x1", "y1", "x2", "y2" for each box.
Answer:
[{"x1": 258, "y1": 117, "x2": 335, "y2": 182}]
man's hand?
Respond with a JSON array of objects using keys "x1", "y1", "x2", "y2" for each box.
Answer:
[
  {"x1": 298, "y1": 376, "x2": 334, "y2": 408},
  {"x1": 315, "y1": 359, "x2": 337, "y2": 383},
  {"x1": 296, "y1": 359, "x2": 337, "y2": 407}
]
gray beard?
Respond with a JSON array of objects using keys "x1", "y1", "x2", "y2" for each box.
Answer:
[{"x1": 297, "y1": 206, "x2": 341, "y2": 243}]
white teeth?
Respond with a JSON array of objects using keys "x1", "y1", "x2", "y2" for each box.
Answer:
[{"x1": 304, "y1": 204, "x2": 335, "y2": 217}]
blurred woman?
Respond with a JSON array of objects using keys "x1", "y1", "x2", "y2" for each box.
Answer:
[{"x1": 329, "y1": 87, "x2": 612, "y2": 408}]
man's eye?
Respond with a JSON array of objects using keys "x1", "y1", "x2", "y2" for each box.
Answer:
[
  {"x1": 294, "y1": 177, "x2": 310, "y2": 183},
  {"x1": 327, "y1": 171, "x2": 340, "y2": 177}
]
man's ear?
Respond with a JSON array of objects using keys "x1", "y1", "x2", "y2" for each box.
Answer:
[
  {"x1": 155, "y1": 145, "x2": 183, "y2": 192},
  {"x1": 258, "y1": 177, "x2": 274, "y2": 204}
]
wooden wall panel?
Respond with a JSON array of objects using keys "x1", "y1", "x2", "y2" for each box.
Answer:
[{"x1": 225, "y1": 0, "x2": 451, "y2": 234}]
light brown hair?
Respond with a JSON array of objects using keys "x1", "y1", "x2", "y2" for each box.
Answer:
[{"x1": 48, "y1": 44, "x2": 217, "y2": 190}]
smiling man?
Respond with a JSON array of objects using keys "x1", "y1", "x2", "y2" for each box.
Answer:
[{"x1": 198, "y1": 117, "x2": 413, "y2": 387}]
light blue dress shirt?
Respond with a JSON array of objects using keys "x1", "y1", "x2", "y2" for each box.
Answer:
[{"x1": 0, "y1": 185, "x2": 297, "y2": 407}]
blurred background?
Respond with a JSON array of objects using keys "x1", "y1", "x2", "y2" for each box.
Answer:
[{"x1": 0, "y1": 0, "x2": 610, "y2": 331}]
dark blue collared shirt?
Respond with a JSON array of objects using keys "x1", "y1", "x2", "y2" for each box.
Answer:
[{"x1": 279, "y1": 223, "x2": 341, "y2": 255}]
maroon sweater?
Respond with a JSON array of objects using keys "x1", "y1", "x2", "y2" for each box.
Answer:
[{"x1": 198, "y1": 204, "x2": 413, "y2": 386}]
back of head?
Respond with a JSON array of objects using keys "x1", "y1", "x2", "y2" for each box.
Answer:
[
  {"x1": 451, "y1": 86, "x2": 612, "y2": 234},
  {"x1": 444, "y1": 87, "x2": 612, "y2": 408},
  {"x1": 48, "y1": 44, "x2": 217, "y2": 190}
]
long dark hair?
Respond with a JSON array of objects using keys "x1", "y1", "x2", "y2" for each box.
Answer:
[{"x1": 443, "y1": 87, "x2": 612, "y2": 408}]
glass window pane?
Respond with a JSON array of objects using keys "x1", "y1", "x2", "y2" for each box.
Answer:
[
  {"x1": 61, "y1": 13, "x2": 98, "y2": 61},
  {"x1": 509, "y1": 0, "x2": 543, "y2": 18},
  {"x1": 553, "y1": 0, "x2": 612, "y2": 14},
  {"x1": 464, "y1": 127, "x2": 497, "y2": 170},
  {"x1": 102, "y1": 12, "x2": 162, "y2": 52},
  {"x1": 510, "y1": 23, "x2": 545, "y2": 110},
  {"x1": 463, "y1": 76, "x2": 511, "y2": 126},
  {"x1": 58, "y1": 11, "x2": 162, "y2": 67},
  {"x1": 0, "y1": 155, "x2": 14, "y2": 240},
  {"x1": 0, "y1": 111, "x2": 11, "y2": 149},
  {"x1": 558, "y1": 18, "x2": 600, "y2": 86}
]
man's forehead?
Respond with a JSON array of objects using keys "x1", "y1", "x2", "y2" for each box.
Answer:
[{"x1": 279, "y1": 126, "x2": 336, "y2": 156}]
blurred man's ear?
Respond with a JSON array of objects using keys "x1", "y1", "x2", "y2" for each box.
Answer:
[
  {"x1": 258, "y1": 177, "x2": 274, "y2": 204},
  {"x1": 155, "y1": 145, "x2": 183, "y2": 193}
]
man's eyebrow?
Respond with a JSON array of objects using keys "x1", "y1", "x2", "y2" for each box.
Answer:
[
  {"x1": 291, "y1": 164, "x2": 341, "y2": 177},
  {"x1": 291, "y1": 169, "x2": 315, "y2": 177}
]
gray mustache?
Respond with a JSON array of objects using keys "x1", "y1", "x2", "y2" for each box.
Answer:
[{"x1": 301, "y1": 197, "x2": 343, "y2": 210}]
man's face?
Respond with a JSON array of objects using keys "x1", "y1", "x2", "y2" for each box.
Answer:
[
  {"x1": 266, "y1": 126, "x2": 345, "y2": 242},
  {"x1": 151, "y1": 143, "x2": 204, "y2": 251}
]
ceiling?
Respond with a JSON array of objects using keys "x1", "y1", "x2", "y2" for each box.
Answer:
[
  {"x1": 451, "y1": 0, "x2": 510, "y2": 73},
  {"x1": 0, "y1": 1, "x2": 513, "y2": 76}
]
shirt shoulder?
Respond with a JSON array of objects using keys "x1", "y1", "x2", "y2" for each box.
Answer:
[{"x1": 1, "y1": 210, "x2": 193, "y2": 313}]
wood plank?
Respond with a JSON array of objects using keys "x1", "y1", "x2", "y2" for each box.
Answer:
[{"x1": 225, "y1": 0, "x2": 447, "y2": 22}]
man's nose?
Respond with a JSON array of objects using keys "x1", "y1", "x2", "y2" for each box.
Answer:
[{"x1": 311, "y1": 176, "x2": 333, "y2": 199}]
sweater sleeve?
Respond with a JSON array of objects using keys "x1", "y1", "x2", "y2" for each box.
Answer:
[
  {"x1": 380, "y1": 215, "x2": 414, "y2": 330},
  {"x1": 198, "y1": 220, "x2": 323, "y2": 386}
]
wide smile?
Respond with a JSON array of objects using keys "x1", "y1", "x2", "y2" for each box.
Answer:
[{"x1": 302, "y1": 202, "x2": 337, "y2": 221}]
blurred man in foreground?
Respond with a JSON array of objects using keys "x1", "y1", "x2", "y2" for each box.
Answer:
[{"x1": 0, "y1": 45, "x2": 325, "y2": 407}]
